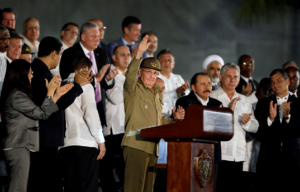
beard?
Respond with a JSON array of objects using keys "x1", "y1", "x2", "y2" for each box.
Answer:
[{"x1": 211, "y1": 77, "x2": 219, "y2": 84}]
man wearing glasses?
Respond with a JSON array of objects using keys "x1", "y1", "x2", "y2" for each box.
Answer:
[
  {"x1": 51, "y1": 22, "x2": 79, "y2": 77},
  {"x1": 22, "y1": 18, "x2": 40, "y2": 58},
  {"x1": 60, "y1": 22, "x2": 79, "y2": 51}
]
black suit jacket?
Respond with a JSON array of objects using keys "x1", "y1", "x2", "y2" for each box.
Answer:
[
  {"x1": 31, "y1": 59, "x2": 83, "y2": 147},
  {"x1": 175, "y1": 92, "x2": 223, "y2": 163},
  {"x1": 236, "y1": 77, "x2": 258, "y2": 94},
  {"x1": 254, "y1": 95, "x2": 300, "y2": 176},
  {"x1": 60, "y1": 42, "x2": 114, "y2": 126}
]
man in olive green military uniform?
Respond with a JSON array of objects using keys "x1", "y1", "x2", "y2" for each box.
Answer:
[{"x1": 122, "y1": 35, "x2": 180, "y2": 192}]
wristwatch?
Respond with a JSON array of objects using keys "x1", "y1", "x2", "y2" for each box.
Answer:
[{"x1": 46, "y1": 96, "x2": 53, "y2": 101}]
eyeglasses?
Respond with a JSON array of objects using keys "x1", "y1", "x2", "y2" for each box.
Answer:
[
  {"x1": 26, "y1": 26, "x2": 40, "y2": 31},
  {"x1": 142, "y1": 69, "x2": 159, "y2": 77},
  {"x1": 241, "y1": 62, "x2": 254, "y2": 66},
  {"x1": 65, "y1": 29, "x2": 79, "y2": 35},
  {"x1": 100, "y1": 26, "x2": 106, "y2": 31}
]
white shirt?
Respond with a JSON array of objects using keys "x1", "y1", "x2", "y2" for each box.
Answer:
[
  {"x1": 6, "y1": 56, "x2": 12, "y2": 63},
  {"x1": 62, "y1": 74, "x2": 105, "y2": 149},
  {"x1": 122, "y1": 37, "x2": 135, "y2": 47},
  {"x1": 24, "y1": 37, "x2": 39, "y2": 58},
  {"x1": 104, "y1": 65, "x2": 125, "y2": 136},
  {"x1": 289, "y1": 90, "x2": 298, "y2": 98},
  {"x1": 194, "y1": 92, "x2": 209, "y2": 106},
  {"x1": 210, "y1": 87, "x2": 258, "y2": 162},
  {"x1": 158, "y1": 72, "x2": 190, "y2": 117},
  {"x1": 267, "y1": 94, "x2": 290, "y2": 125}
]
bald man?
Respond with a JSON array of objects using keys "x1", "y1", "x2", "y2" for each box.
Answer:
[{"x1": 22, "y1": 18, "x2": 40, "y2": 58}]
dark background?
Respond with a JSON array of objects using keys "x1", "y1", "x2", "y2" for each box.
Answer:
[{"x1": 1, "y1": 0, "x2": 300, "y2": 81}]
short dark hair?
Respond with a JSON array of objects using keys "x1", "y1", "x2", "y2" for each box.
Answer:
[
  {"x1": 156, "y1": 49, "x2": 174, "y2": 60},
  {"x1": 257, "y1": 78, "x2": 273, "y2": 96},
  {"x1": 0, "y1": 25, "x2": 9, "y2": 37},
  {"x1": 270, "y1": 69, "x2": 288, "y2": 80},
  {"x1": 238, "y1": 54, "x2": 253, "y2": 65},
  {"x1": 72, "y1": 56, "x2": 92, "y2": 71},
  {"x1": 190, "y1": 72, "x2": 210, "y2": 86},
  {"x1": 38, "y1": 36, "x2": 62, "y2": 57},
  {"x1": 122, "y1": 16, "x2": 141, "y2": 34},
  {"x1": 141, "y1": 31, "x2": 157, "y2": 40},
  {"x1": 1, "y1": 7, "x2": 16, "y2": 20},
  {"x1": 10, "y1": 31, "x2": 24, "y2": 44},
  {"x1": 61, "y1": 22, "x2": 78, "y2": 31}
]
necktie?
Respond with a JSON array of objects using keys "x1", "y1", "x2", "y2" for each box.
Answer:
[
  {"x1": 127, "y1": 44, "x2": 132, "y2": 53},
  {"x1": 87, "y1": 52, "x2": 101, "y2": 103},
  {"x1": 278, "y1": 104, "x2": 283, "y2": 122},
  {"x1": 249, "y1": 79, "x2": 256, "y2": 92}
]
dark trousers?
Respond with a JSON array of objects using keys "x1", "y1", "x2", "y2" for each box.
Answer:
[
  {"x1": 99, "y1": 133, "x2": 125, "y2": 192},
  {"x1": 216, "y1": 161, "x2": 243, "y2": 192},
  {"x1": 27, "y1": 147, "x2": 63, "y2": 192},
  {"x1": 60, "y1": 146, "x2": 99, "y2": 192}
]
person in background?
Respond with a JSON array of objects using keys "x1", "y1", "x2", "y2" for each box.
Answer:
[
  {"x1": 141, "y1": 32, "x2": 158, "y2": 59},
  {"x1": 22, "y1": 18, "x2": 40, "y2": 58},
  {"x1": 6, "y1": 32, "x2": 23, "y2": 64},
  {"x1": 285, "y1": 67, "x2": 300, "y2": 98},
  {"x1": 19, "y1": 43, "x2": 33, "y2": 63}
]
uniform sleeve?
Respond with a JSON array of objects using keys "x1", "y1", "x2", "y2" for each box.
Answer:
[
  {"x1": 81, "y1": 85, "x2": 105, "y2": 144},
  {"x1": 12, "y1": 91, "x2": 59, "y2": 120},
  {"x1": 124, "y1": 58, "x2": 141, "y2": 95}
]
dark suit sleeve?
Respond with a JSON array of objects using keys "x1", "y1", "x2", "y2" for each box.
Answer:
[
  {"x1": 175, "y1": 97, "x2": 192, "y2": 110},
  {"x1": 55, "y1": 83, "x2": 83, "y2": 110},
  {"x1": 254, "y1": 98, "x2": 273, "y2": 141},
  {"x1": 60, "y1": 49, "x2": 76, "y2": 80},
  {"x1": 31, "y1": 75, "x2": 48, "y2": 107}
]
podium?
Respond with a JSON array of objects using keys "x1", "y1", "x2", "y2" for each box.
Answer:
[{"x1": 140, "y1": 105, "x2": 234, "y2": 192}]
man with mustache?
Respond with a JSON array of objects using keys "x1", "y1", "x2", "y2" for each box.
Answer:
[
  {"x1": 6, "y1": 32, "x2": 23, "y2": 64},
  {"x1": 202, "y1": 54, "x2": 224, "y2": 91},
  {"x1": 175, "y1": 72, "x2": 222, "y2": 192},
  {"x1": 210, "y1": 63, "x2": 258, "y2": 192}
]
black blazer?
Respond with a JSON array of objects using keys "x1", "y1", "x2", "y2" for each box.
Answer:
[
  {"x1": 31, "y1": 59, "x2": 83, "y2": 147},
  {"x1": 60, "y1": 42, "x2": 114, "y2": 126},
  {"x1": 254, "y1": 95, "x2": 300, "y2": 176},
  {"x1": 236, "y1": 77, "x2": 258, "y2": 94},
  {"x1": 175, "y1": 92, "x2": 223, "y2": 163}
]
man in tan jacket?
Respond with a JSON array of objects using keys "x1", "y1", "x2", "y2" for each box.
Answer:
[{"x1": 121, "y1": 35, "x2": 183, "y2": 192}]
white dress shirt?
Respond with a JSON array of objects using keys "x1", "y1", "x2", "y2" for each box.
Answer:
[
  {"x1": 289, "y1": 90, "x2": 298, "y2": 98},
  {"x1": 267, "y1": 94, "x2": 290, "y2": 125},
  {"x1": 210, "y1": 87, "x2": 259, "y2": 162},
  {"x1": 24, "y1": 37, "x2": 39, "y2": 58},
  {"x1": 104, "y1": 65, "x2": 125, "y2": 136},
  {"x1": 62, "y1": 73, "x2": 105, "y2": 149},
  {"x1": 194, "y1": 92, "x2": 209, "y2": 106},
  {"x1": 158, "y1": 72, "x2": 190, "y2": 117}
]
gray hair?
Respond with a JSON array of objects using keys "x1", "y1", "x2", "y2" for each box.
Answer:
[
  {"x1": 79, "y1": 22, "x2": 99, "y2": 40},
  {"x1": 10, "y1": 32, "x2": 25, "y2": 45},
  {"x1": 220, "y1": 63, "x2": 240, "y2": 76},
  {"x1": 0, "y1": 25, "x2": 9, "y2": 37}
]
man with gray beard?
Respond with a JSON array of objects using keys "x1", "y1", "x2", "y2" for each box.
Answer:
[{"x1": 202, "y1": 54, "x2": 224, "y2": 90}]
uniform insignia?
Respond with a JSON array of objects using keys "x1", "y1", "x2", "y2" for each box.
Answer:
[
  {"x1": 151, "y1": 62, "x2": 157, "y2": 67},
  {"x1": 26, "y1": 47, "x2": 30, "y2": 51},
  {"x1": 194, "y1": 150, "x2": 212, "y2": 187}
]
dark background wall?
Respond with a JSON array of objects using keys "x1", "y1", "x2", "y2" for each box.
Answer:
[{"x1": 2, "y1": 0, "x2": 300, "y2": 81}]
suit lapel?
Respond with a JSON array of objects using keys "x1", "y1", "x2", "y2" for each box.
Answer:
[{"x1": 189, "y1": 92, "x2": 203, "y2": 106}]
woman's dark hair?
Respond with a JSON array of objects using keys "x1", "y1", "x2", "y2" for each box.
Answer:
[{"x1": 0, "y1": 59, "x2": 32, "y2": 112}]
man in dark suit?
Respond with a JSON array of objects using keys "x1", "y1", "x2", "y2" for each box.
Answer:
[
  {"x1": 285, "y1": 66, "x2": 300, "y2": 98},
  {"x1": 88, "y1": 19, "x2": 108, "y2": 55},
  {"x1": 60, "y1": 22, "x2": 118, "y2": 127},
  {"x1": 236, "y1": 54, "x2": 258, "y2": 96},
  {"x1": 27, "y1": 36, "x2": 90, "y2": 192},
  {"x1": 107, "y1": 16, "x2": 146, "y2": 63},
  {"x1": 255, "y1": 69, "x2": 300, "y2": 192},
  {"x1": 175, "y1": 72, "x2": 222, "y2": 192}
]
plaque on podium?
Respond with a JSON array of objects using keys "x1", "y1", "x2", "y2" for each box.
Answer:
[{"x1": 141, "y1": 104, "x2": 234, "y2": 192}]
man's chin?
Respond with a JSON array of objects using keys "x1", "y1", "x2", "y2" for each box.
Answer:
[{"x1": 211, "y1": 78, "x2": 219, "y2": 83}]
